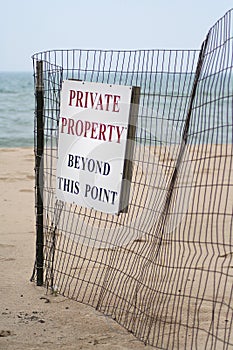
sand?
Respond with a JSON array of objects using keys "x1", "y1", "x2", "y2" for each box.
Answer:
[
  {"x1": 0, "y1": 148, "x2": 155, "y2": 350},
  {"x1": 1, "y1": 146, "x2": 232, "y2": 349}
]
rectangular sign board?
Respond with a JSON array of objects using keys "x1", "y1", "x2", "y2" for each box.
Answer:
[{"x1": 56, "y1": 80, "x2": 135, "y2": 214}]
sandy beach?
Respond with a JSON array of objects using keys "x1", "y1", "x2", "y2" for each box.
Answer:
[
  {"x1": 0, "y1": 147, "x2": 156, "y2": 350},
  {"x1": 0, "y1": 145, "x2": 232, "y2": 349}
]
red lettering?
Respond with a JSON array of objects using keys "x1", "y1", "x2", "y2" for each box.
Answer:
[
  {"x1": 60, "y1": 118, "x2": 124, "y2": 144},
  {"x1": 90, "y1": 92, "x2": 98, "y2": 108},
  {"x1": 107, "y1": 124, "x2": 115, "y2": 142},
  {"x1": 84, "y1": 121, "x2": 91, "y2": 137},
  {"x1": 76, "y1": 91, "x2": 83, "y2": 107},
  {"x1": 96, "y1": 94, "x2": 103, "y2": 110},
  {"x1": 91, "y1": 122, "x2": 98, "y2": 139},
  {"x1": 69, "y1": 90, "x2": 76, "y2": 106},
  {"x1": 116, "y1": 126, "x2": 125, "y2": 143},
  {"x1": 105, "y1": 94, "x2": 112, "y2": 111},
  {"x1": 68, "y1": 118, "x2": 75, "y2": 135},
  {"x1": 75, "y1": 120, "x2": 83, "y2": 136},
  {"x1": 99, "y1": 123, "x2": 107, "y2": 141},
  {"x1": 61, "y1": 117, "x2": 67, "y2": 133},
  {"x1": 68, "y1": 90, "x2": 121, "y2": 113},
  {"x1": 113, "y1": 95, "x2": 120, "y2": 112},
  {"x1": 84, "y1": 91, "x2": 89, "y2": 108}
]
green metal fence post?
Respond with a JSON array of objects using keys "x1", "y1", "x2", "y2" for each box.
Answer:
[{"x1": 35, "y1": 60, "x2": 44, "y2": 286}]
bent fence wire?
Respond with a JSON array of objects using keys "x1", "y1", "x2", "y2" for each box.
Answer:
[{"x1": 32, "y1": 9, "x2": 233, "y2": 350}]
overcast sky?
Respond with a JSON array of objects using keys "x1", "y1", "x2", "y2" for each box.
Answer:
[{"x1": 0, "y1": 0, "x2": 232, "y2": 71}]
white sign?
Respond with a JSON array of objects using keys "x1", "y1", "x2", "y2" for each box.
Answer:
[{"x1": 56, "y1": 80, "x2": 133, "y2": 214}]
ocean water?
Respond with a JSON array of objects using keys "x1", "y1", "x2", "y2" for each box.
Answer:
[
  {"x1": 0, "y1": 72, "x2": 34, "y2": 147},
  {"x1": 0, "y1": 71, "x2": 232, "y2": 148}
]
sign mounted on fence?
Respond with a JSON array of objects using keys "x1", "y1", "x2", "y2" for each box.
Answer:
[{"x1": 56, "y1": 80, "x2": 138, "y2": 214}]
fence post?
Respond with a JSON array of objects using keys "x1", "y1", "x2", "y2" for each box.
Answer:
[
  {"x1": 119, "y1": 86, "x2": 140, "y2": 213},
  {"x1": 35, "y1": 60, "x2": 44, "y2": 286}
]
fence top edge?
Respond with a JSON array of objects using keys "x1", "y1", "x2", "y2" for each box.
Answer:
[{"x1": 31, "y1": 48, "x2": 200, "y2": 60}]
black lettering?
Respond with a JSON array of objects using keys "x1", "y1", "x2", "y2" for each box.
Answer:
[
  {"x1": 68, "y1": 154, "x2": 74, "y2": 167},
  {"x1": 81, "y1": 157, "x2": 86, "y2": 170},
  {"x1": 63, "y1": 178, "x2": 70, "y2": 192},
  {"x1": 96, "y1": 160, "x2": 103, "y2": 174},
  {"x1": 57, "y1": 176, "x2": 79, "y2": 195},
  {"x1": 85, "y1": 184, "x2": 91, "y2": 197},
  {"x1": 91, "y1": 186, "x2": 98, "y2": 200},
  {"x1": 74, "y1": 155, "x2": 80, "y2": 169},
  {"x1": 87, "y1": 159, "x2": 95, "y2": 172},
  {"x1": 102, "y1": 188, "x2": 109, "y2": 202},
  {"x1": 74, "y1": 181, "x2": 80, "y2": 195},
  {"x1": 103, "y1": 162, "x2": 110, "y2": 176},
  {"x1": 111, "y1": 191, "x2": 117, "y2": 204},
  {"x1": 57, "y1": 176, "x2": 63, "y2": 190}
]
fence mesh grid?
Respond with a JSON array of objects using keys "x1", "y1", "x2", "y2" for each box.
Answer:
[{"x1": 32, "y1": 9, "x2": 233, "y2": 349}]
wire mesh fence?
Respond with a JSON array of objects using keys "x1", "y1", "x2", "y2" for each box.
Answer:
[{"x1": 32, "y1": 9, "x2": 233, "y2": 349}]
